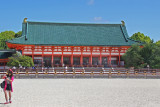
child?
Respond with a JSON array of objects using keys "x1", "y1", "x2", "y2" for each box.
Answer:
[{"x1": 3, "y1": 69, "x2": 14, "y2": 104}]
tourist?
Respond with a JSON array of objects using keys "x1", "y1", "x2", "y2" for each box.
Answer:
[
  {"x1": 23, "y1": 66, "x2": 26, "y2": 72},
  {"x1": 19, "y1": 65, "x2": 23, "y2": 72},
  {"x1": 12, "y1": 66, "x2": 16, "y2": 72},
  {"x1": 3, "y1": 69, "x2": 14, "y2": 104}
]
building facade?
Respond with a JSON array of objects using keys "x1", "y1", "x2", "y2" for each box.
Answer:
[
  {"x1": 6, "y1": 19, "x2": 137, "y2": 68},
  {"x1": 0, "y1": 50, "x2": 16, "y2": 71}
]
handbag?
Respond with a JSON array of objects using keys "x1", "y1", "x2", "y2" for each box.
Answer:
[{"x1": 1, "y1": 81, "x2": 5, "y2": 88}]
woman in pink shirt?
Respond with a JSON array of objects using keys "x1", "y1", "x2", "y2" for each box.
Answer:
[{"x1": 3, "y1": 69, "x2": 14, "y2": 104}]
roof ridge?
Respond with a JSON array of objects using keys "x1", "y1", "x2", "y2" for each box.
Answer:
[
  {"x1": 7, "y1": 36, "x2": 25, "y2": 42},
  {"x1": 120, "y1": 25, "x2": 128, "y2": 42},
  {"x1": 11, "y1": 36, "x2": 25, "y2": 40},
  {"x1": 127, "y1": 38, "x2": 144, "y2": 44},
  {"x1": 27, "y1": 21, "x2": 122, "y2": 25}
]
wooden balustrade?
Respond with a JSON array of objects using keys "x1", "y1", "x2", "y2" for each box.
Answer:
[{"x1": 0, "y1": 68, "x2": 160, "y2": 78}]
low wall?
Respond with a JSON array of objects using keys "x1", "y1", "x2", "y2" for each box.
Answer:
[{"x1": 0, "y1": 68, "x2": 160, "y2": 78}]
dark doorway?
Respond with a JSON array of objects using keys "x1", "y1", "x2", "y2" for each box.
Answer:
[
  {"x1": 63, "y1": 57, "x2": 71, "y2": 65},
  {"x1": 92, "y1": 57, "x2": 99, "y2": 65},
  {"x1": 83, "y1": 57, "x2": 89, "y2": 65},
  {"x1": 53, "y1": 57, "x2": 61, "y2": 65},
  {"x1": 73, "y1": 57, "x2": 80, "y2": 65},
  {"x1": 43, "y1": 56, "x2": 52, "y2": 67},
  {"x1": 102, "y1": 57, "x2": 108, "y2": 67},
  {"x1": 34, "y1": 59, "x2": 42, "y2": 67}
]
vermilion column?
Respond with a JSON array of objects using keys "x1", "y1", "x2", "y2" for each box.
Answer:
[
  {"x1": 31, "y1": 46, "x2": 35, "y2": 61},
  {"x1": 71, "y1": 47, "x2": 74, "y2": 65},
  {"x1": 61, "y1": 47, "x2": 64, "y2": 66},
  {"x1": 51, "y1": 46, "x2": 54, "y2": 67},
  {"x1": 21, "y1": 47, "x2": 24, "y2": 56},
  {"x1": 118, "y1": 48, "x2": 121, "y2": 67},
  {"x1": 41, "y1": 46, "x2": 44, "y2": 67},
  {"x1": 99, "y1": 47, "x2": 102, "y2": 65},
  {"x1": 80, "y1": 47, "x2": 83, "y2": 65},
  {"x1": 109, "y1": 48, "x2": 112, "y2": 66},
  {"x1": 90, "y1": 47, "x2": 93, "y2": 65}
]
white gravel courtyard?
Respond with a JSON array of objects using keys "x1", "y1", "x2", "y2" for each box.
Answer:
[{"x1": 0, "y1": 79, "x2": 160, "y2": 107}]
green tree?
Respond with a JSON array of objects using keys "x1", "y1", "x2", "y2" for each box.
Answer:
[
  {"x1": 122, "y1": 43, "x2": 160, "y2": 69},
  {"x1": 122, "y1": 44, "x2": 144, "y2": 68},
  {"x1": 0, "y1": 31, "x2": 15, "y2": 49},
  {"x1": 7, "y1": 53, "x2": 34, "y2": 67},
  {"x1": 156, "y1": 40, "x2": 160, "y2": 46},
  {"x1": 0, "y1": 31, "x2": 22, "y2": 49},
  {"x1": 19, "y1": 55, "x2": 34, "y2": 67},
  {"x1": 130, "y1": 32, "x2": 152, "y2": 43},
  {"x1": 15, "y1": 31, "x2": 22, "y2": 38},
  {"x1": 149, "y1": 45, "x2": 160, "y2": 68},
  {"x1": 7, "y1": 53, "x2": 21, "y2": 67},
  {"x1": 140, "y1": 43, "x2": 154, "y2": 65},
  {"x1": 0, "y1": 31, "x2": 15, "y2": 40},
  {"x1": 0, "y1": 38, "x2": 7, "y2": 49}
]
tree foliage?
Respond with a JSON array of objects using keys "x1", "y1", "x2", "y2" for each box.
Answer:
[
  {"x1": 140, "y1": 43, "x2": 154, "y2": 64},
  {"x1": 7, "y1": 53, "x2": 34, "y2": 67},
  {"x1": 15, "y1": 31, "x2": 22, "y2": 38},
  {"x1": 122, "y1": 44, "x2": 144, "y2": 68},
  {"x1": 156, "y1": 40, "x2": 160, "y2": 46},
  {"x1": 0, "y1": 31, "x2": 22, "y2": 49},
  {"x1": 122, "y1": 43, "x2": 160, "y2": 69},
  {"x1": 0, "y1": 31, "x2": 15, "y2": 40},
  {"x1": 149, "y1": 45, "x2": 160, "y2": 68},
  {"x1": 130, "y1": 32, "x2": 152, "y2": 43}
]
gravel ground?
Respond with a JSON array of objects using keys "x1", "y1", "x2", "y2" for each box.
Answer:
[{"x1": 0, "y1": 79, "x2": 160, "y2": 107}]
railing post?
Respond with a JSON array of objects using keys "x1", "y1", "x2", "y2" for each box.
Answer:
[
  {"x1": 26, "y1": 69, "x2": 29, "y2": 76},
  {"x1": 135, "y1": 70, "x2": 138, "y2": 78},
  {"x1": 54, "y1": 69, "x2": 57, "y2": 78},
  {"x1": 109, "y1": 70, "x2": 112, "y2": 78},
  {"x1": 45, "y1": 69, "x2": 48, "y2": 75},
  {"x1": 100, "y1": 70, "x2": 103, "y2": 76},
  {"x1": 16, "y1": 69, "x2": 19, "y2": 79},
  {"x1": 126, "y1": 70, "x2": 129, "y2": 78},
  {"x1": 91, "y1": 71, "x2": 94, "y2": 78},
  {"x1": 152, "y1": 70, "x2": 156, "y2": 75},
  {"x1": 63, "y1": 68, "x2": 66, "y2": 76},
  {"x1": 82, "y1": 69, "x2": 85, "y2": 76},
  {"x1": 35, "y1": 68, "x2": 38, "y2": 78},
  {"x1": 144, "y1": 70, "x2": 147, "y2": 78},
  {"x1": 73, "y1": 70, "x2": 75, "y2": 78},
  {"x1": 118, "y1": 70, "x2": 120, "y2": 76}
]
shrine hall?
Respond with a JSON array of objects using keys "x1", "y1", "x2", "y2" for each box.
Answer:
[{"x1": 6, "y1": 19, "x2": 138, "y2": 67}]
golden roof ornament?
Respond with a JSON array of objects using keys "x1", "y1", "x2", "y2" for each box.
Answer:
[
  {"x1": 121, "y1": 20, "x2": 125, "y2": 26},
  {"x1": 23, "y1": 18, "x2": 28, "y2": 23}
]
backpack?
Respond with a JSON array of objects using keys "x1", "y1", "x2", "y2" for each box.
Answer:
[{"x1": 1, "y1": 81, "x2": 5, "y2": 88}]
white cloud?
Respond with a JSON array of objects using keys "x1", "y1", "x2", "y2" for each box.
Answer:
[
  {"x1": 94, "y1": 17, "x2": 102, "y2": 21},
  {"x1": 88, "y1": 0, "x2": 94, "y2": 5},
  {"x1": 93, "y1": 17, "x2": 109, "y2": 23}
]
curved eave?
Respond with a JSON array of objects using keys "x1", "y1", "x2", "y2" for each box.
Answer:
[
  {"x1": 0, "y1": 49, "x2": 16, "y2": 53},
  {"x1": 6, "y1": 42, "x2": 132, "y2": 49},
  {"x1": 7, "y1": 39, "x2": 138, "y2": 47},
  {"x1": 0, "y1": 58, "x2": 9, "y2": 62}
]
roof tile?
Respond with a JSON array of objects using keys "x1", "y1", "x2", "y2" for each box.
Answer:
[{"x1": 8, "y1": 21, "x2": 137, "y2": 46}]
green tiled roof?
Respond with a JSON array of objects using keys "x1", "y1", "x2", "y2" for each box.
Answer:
[
  {"x1": 8, "y1": 21, "x2": 138, "y2": 46},
  {"x1": 0, "y1": 50, "x2": 16, "y2": 59}
]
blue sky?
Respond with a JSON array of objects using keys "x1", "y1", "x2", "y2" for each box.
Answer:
[{"x1": 0, "y1": 0, "x2": 159, "y2": 41}]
